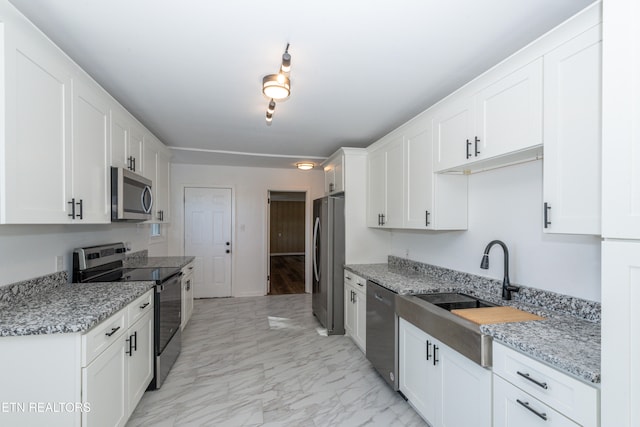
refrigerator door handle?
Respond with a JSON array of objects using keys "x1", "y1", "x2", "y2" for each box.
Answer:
[{"x1": 313, "y1": 216, "x2": 321, "y2": 282}]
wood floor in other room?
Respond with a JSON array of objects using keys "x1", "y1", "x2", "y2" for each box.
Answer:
[
  {"x1": 126, "y1": 294, "x2": 427, "y2": 427},
  {"x1": 269, "y1": 255, "x2": 305, "y2": 294}
]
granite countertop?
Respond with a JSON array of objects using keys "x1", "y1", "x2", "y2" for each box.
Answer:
[
  {"x1": 345, "y1": 261, "x2": 601, "y2": 384},
  {"x1": 0, "y1": 281, "x2": 155, "y2": 337},
  {"x1": 124, "y1": 256, "x2": 195, "y2": 269}
]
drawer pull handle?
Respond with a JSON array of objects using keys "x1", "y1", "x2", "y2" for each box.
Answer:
[
  {"x1": 346, "y1": 276, "x2": 352, "y2": 280},
  {"x1": 517, "y1": 371, "x2": 548, "y2": 389},
  {"x1": 356, "y1": 282, "x2": 364, "y2": 287},
  {"x1": 140, "y1": 302, "x2": 150, "y2": 309},
  {"x1": 105, "y1": 326, "x2": 121, "y2": 337},
  {"x1": 516, "y1": 399, "x2": 548, "y2": 421}
]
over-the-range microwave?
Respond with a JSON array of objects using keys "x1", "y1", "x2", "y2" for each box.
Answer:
[{"x1": 111, "y1": 167, "x2": 153, "y2": 222}]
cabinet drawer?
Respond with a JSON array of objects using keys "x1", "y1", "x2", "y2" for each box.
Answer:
[
  {"x1": 494, "y1": 375, "x2": 579, "y2": 427},
  {"x1": 182, "y1": 261, "x2": 195, "y2": 279},
  {"x1": 128, "y1": 289, "x2": 154, "y2": 327},
  {"x1": 493, "y1": 342, "x2": 599, "y2": 426},
  {"x1": 344, "y1": 270, "x2": 366, "y2": 289},
  {"x1": 82, "y1": 309, "x2": 127, "y2": 366}
]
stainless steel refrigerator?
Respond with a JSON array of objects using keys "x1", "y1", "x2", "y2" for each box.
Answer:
[{"x1": 312, "y1": 195, "x2": 345, "y2": 335}]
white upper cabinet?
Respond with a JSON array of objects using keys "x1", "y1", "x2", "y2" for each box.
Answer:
[
  {"x1": 434, "y1": 59, "x2": 543, "y2": 173},
  {"x1": 404, "y1": 117, "x2": 467, "y2": 230},
  {"x1": 323, "y1": 151, "x2": 344, "y2": 195},
  {"x1": 602, "y1": 0, "x2": 640, "y2": 239},
  {"x1": 155, "y1": 149, "x2": 171, "y2": 223},
  {"x1": 142, "y1": 135, "x2": 157, "y2": 182},
  {"x1": 71, "y1": 77, "x2": 111, "y2": 223},
  {"x1": 475, "y1": 58, "x2": 543, "y2": 159},
  {"x1": 368, "y1": 116, "x2": 467, "y2": 231},
  {"x1": 0, "y1": 1, "x2": 172, "y2": 224},
  {"x1": 367, "y1": 135, "x2": 403, "y2": 228},
  {"x1": 543, "y1": 25, "x2": 602, "y2": 235},
  {"x1": 0, "y1": 11, "x2": 73, "y2": 223}
]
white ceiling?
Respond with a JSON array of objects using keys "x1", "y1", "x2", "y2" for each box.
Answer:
[{"x1": 8, "y1": 0, "x2": 595, "y2": 169}]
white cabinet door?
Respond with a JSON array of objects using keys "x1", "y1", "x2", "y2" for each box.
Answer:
[
  {"x1": 142, "y1": 136, "x2": 157, "y2": 183},
  {"x1": 71, "y1": 77, "x2": 110, "y2": 223},
  {"x1": 399, "y1": 318, "x2": 438, "y2": 423},
  {"x1": 404, "y1": 122, "x2": 434, "y2": 229},
  {"x1": 127, "y1": 310, "x2": 153, "y2": 417},
  {"x1": 602, "y1": 241, "x2": 640, "y2": 427},
  {"x1": 543, "y1": 26, "x2": 602, "y2": 235},
  {"x1": 474, "y1": 58, "x2": 543, "y2": 159},
  {"x1": 82, "y1": 336, "x2": 127, "y2": 427},
  {"x1": 353, "y1": 283, "x2": 366, "y2": 351},
  {"x1": 2, "y1": 20, "x2": 72, "y2": 223},
  {"x1": 110, "y1": 105, "x2": 130, "y2": 170},
  {"x1": 155, "y1": 149, "x2": 171, "y2": 223},
  {"x1": 494, "y1": 375, "x2": 579, "y2": 427},
  {"x1": 344, "y1": 283, "x2": 356, "y2": 337},
  {"x1": 433, "y1": 94, "x2": 474, "y2": 172},
  {"x1": 367, "y1": 147, "x2": 387, "y2": 227},
  {"x1": 602, "y1": 0, "x2": 640, "y2": 239},
  {"x1": 384, "y1": 137, "x2": 404, "y2": 228},
  {"x1": 324, "y1": 152, "x2": 344, "y2": 194},
  {"x1": 128, "y1": 124, "x2": 144, "y2": 175},
  {"x1": 439, "y1": 340, "x2": 492, "y2": 427}
]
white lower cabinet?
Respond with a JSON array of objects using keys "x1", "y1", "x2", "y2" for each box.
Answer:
[
  {"x1": 0, "y1": 289, "x2": 154, "y2": 427},
  {"x1": 343, "y1": 271, "x2": 366, "y2": 352},
  {"x1": 398, "y1": 318, "x2": 491, "y2": 427},
  {"x1": 493, "y1": 342, "x2": 599, "y2": 427},
  {"x1": 494, "y1": 375, "x2": 579, "y2": 427},
  {"x1": 82, "y1": 290, "x2": 155, "y2": 427},
  {"x1": 181, "y1": 261, "x2": 195, "y2": 330},
  {"x1": 82, "y1": 334, "x2": 128, "y2": 427}
]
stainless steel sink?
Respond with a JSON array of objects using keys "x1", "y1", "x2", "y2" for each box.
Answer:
[
  {"x1": 416, "y1": 292, "x2": 498, "y2": 311},
  {"x1": 396, "y1": 293, "x2": 497, "y2": 367}
]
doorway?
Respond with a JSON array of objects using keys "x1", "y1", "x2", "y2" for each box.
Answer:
[
  {"x1": 184, "y1": 187, "x2": 232, "y2": 298},
  {"x1": 268, "y1": 191, "x2": 306, "y2": 295}
]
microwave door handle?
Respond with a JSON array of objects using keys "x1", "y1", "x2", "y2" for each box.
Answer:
[{"x1": 142, "y1": 185, "x2": 153, "y2": 214}]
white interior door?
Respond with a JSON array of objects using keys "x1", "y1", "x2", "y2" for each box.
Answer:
[{"x1": 184, "y1": 187, "x2": 232, "y2": 298}]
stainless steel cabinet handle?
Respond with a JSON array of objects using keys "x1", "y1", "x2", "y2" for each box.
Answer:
[
  {"x1": 433, "y1": 345, "x2": 439, "y2": 366},
  {"x1": 517, "y1": 371, "x2": 548, "y2": 389},
  {"x1": 139, "y1": 302, "x2": 150, "y2": 309},
  {"x1": 543, "y1": 203, "x2": 551, "y2": 228},
  {"x1": 356, "y1": 282, "x2": 364, "y2": 287},
  {"x1": 516, "y1": 399, "x2": 548, "y2": 421},
  {"x1": 76, "y1": 199, "x2": 83, "y2": 220},
  {"x1": 425, "y1": 340, "x2": 431, "y2": 361},
  {"x1": 126, "y1": 336, "x2": 132, "y2": 356},
  {"x1": 105, "y1": 326, "x2": 120, "y2": 337},
  {"x1": 68, "y1": 198, "x2": 76, "y2": 219}
]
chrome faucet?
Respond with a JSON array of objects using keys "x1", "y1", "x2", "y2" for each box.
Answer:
[{"x1": 480, "y1": 240, "x2": 520, "y2": 300}]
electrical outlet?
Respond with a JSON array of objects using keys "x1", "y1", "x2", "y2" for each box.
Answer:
[{"x1": 55, "y1": 255, "x2": 64, "y2": 272}]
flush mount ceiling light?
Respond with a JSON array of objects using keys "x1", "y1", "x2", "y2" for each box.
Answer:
[
  {"x1": 296, "y1": 162, "x2": 314, "y2": 170},
  {"x1": 263, "y1": 44, "x2": 291, "y2": 124}
]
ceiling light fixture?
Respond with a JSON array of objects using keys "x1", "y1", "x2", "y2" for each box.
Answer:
[
  {"x1": 263, "y1": 44, "x2": 291, "y2": 124},
  {"x1": 296, "y1": 162, "x2": 314, "y2": 170}
]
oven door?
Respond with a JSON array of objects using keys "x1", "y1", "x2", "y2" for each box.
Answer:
[{"x1": 156, "y1": 272, "x2": 182, "y2": 355}]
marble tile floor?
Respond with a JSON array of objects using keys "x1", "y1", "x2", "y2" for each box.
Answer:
[{"x1": 127, "y1": 294, "x2": 428, "y2": 427}]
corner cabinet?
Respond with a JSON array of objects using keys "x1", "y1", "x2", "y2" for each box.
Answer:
[
  {"x1": 343, "y1": 270, "x2": 366, "y2": 352},
  {"x1": 367, "y1": 116, "x2": 467, "y2": 230},
  {"x1": 542, "y1": 24, "x2": 602, "y2": 235},
  {"x1": 399, "y1": 317, "x2": 492, "y2": 427}
]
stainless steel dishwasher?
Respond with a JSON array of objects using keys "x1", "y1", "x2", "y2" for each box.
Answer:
[{"x1": 366, "y1": 280, "x2": 398, "y2": 390}]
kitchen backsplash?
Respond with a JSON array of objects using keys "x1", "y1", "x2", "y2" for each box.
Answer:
[
  {"x1": 388, "y1": 255, "x2": 601, "y2": 322},
  {"x1": 124, "y1": 249, "x2": 148, "y2": 266},
  {"x1": 0, "y1": 271, "x2": 68, "y2": 304}
]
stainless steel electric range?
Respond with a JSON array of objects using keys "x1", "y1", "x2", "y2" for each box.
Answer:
[{"x1": 73, "y1": 242, "x2": 182, "y2": 390}]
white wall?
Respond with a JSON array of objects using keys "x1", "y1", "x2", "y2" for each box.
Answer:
[
  {"x1": 168, "y1": 163, "x2": 325, "y2": 297},
  {"x1": 390, "y1": 160, "x2": 601, "y2": 301},
  {"x1": 0, "y1": 223, "x2": 155, "y2": 286}
]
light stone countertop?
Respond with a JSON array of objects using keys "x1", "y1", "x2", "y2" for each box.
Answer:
[
  {"x1": 345, "y1": 261, "x2": 601, "y2": 384},
  {"x1": 124, "y1": 256, "x2": 195, "y2": 269},
  {"x1": 0, "y1": 281, "x2": 155, "y2": 337}
]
